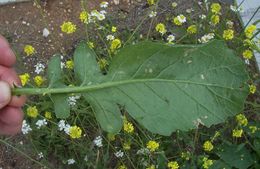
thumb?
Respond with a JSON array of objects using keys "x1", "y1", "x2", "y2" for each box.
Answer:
[{"x1": 0, "y1": 81, "x2": 11, "y2": 109}]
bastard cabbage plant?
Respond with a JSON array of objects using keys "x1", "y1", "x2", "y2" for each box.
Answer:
[{"x1": 12, "y1": 40, "x2": 249, "y2": 136}]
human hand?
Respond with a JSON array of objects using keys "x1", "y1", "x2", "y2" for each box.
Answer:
[{"x1": 0, "y1": 36, "x2": 26, "y2": 135}]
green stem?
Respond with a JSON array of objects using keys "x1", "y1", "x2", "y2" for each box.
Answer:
[{"x1": 12, "y1": 79, "x2": 242, "y2": 96}]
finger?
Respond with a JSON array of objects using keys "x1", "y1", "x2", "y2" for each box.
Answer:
[
  {"x1": 0, "y1": 35, "x2": 16, "y2": 67},
  {"x1": 0, "y1": 106, "x2": 24, "y2": 127},
  {"x1": 0, "y1": 81, "x2": 11, "y2": 109},
  {"x1": 0, "y1": 121, "x2": 22, "y2": 135},
  {"x1": 0, "y1": 66, "x2": 26, "y2": 107}
]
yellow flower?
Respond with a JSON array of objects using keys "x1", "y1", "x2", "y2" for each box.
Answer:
[
  {"x1": 147, "y1": 0, "x2": 155, "y2": 5},
  {"x1": 123, "y1": 142, "x2": 131, "y2": 150},
  {"x1": 87, "y1": 41, "x2": 95, "y2": 49},
  {"x1": 236, "y1": 114, "x2": 248, "y2": 126},
  {"x1": 79, "y1": 11, "x2": 89, "y2": 23},
  {"x1": 24, "y1": 45, "x2": 35, "y2": 56},
  {"x1": 211, "y1": 15, "x2": 220, "y2": 25},
  {"x1": 202, "y1": 157, "x2": 213, "y2": 169},
  {"x1": 118, "y1": 165, "x2": 127, "y2": 169},
  {"x1": 232, "y1": 129, "x2": 243, "y2": 138},
  {"x1": 243, "y1": 49, "x2": 253, "y2": 59},
  {"x1": 168, "y1": 161, "x2": 179, "y2": 169},
  {"x1": 123, "y1": 121, "x2": 134, "y2": 133},
  {"x1": 155, "y1": 23, "x2": 167, "y2": 35},
  {"x1": 98, "y1": 58, "x2": 108, "y2": 70},
  {"x1": 66, "y1": 60, "x2": 74, "y2": 69},
  {"x1": 173, "y1": 15, "x2": 186, "y2": 26},
  {"x1": 27, "y1": 106, "x2": 38, "y2": 118},
  {"x1": 203, "y1": 141, "x2": 214, "y2": 152},
  {"x1": 211, "y1": 3, "x2": 221, "y2": 14},
  {"x1": 19, "y1": 73, "x2": 30, "y2": 86},
  {"x1": 249, "y1": 84, "x2": 256, "y2": 94},
  {"x1": 34, "y1": 75, "x2": 44, "y2": 87},
  {"x1": 223, "y1": 29, "x2": 234, "y2": 40},
  {"x1": 69, "y1": 125, "x2": 82, "y2": 139},
  {"x1": 245, "y1": 25, "x2": 256, "y2": 38},
  {"x1": 44, "y1": 111, "x2": 52, "y2": 119},
  {"x1": 60, "y1": 21, "x2": 76, "y2": 34},
  {"x1": 110, "y1": 38, "x2": 122, "y2": 52},
  {"x1": 146, "y1": 140, "x2": 159, "y2": 152},
  {"x1": 146, "y1": 165, "x2": 156, "y2": 169},
  {"x1": 249, "y1": 126, "x2": 258, "y2": 134},
  {"x1": 112, "y1": 26, "x2": 117, "y2": 32},
  {"x1": 187, "y1": 25, "x2": 197, "y2": 34}
]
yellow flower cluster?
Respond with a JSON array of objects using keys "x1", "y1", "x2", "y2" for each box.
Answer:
[
  {"x1": 87, "y1": 41, "x2": 95, "y2": 49},
  {"x1": 236, "y1": 113, "x2": 248, "y2": 126},
  {"x1": 211, "y1": 15, "x2": 220, "y2": 25},
  {"x1": 203, "y1": 141, "x2": 214, "y2": 152},
  {"x1": 168, "y1": 161, "x2": 179, "y2": 169},
  {"x1": 123, "y1": 142, "x2": 131, "y2": 150},
  {"x1": 173, "y1": 15, "x2": 186, "y2": 26},
  {"x1": 232, "y1": 129, "x2": 243, "y2": 138},
  {"x1": 211, "y1": 3, "x2": 221, "y2": 14},
  {"x1": 27, "y1": 106, "x2": 38, "y2": 118},
  {"x1": 24, "y1": 45, "x2": 35, "y2": 56},
  {"x1": 69, "y1": 125, "x2": 82, "y2": 139},
  {"x1": 118, "y1": 165, "x2": 127, "y2": 169},
  {"x1": 123, "y1": 121, "x2": 134, "y2": 133},
  {"x1": 223, "y1": 29, "x2": 234, "y2": 40},
  {"x1": 187, "y1": 25, "x2": 197, "y2": 34},
  {"x1": 249, "y1": 84, "x2": 256, "y2": 94},
  {"x1": 249, "y1": 126, "x2": 258, "y2": 134},
  {"x1": 61, "y1": 21, "x2": 77, "y2": 34},
  {"x1": 112, "y1": 26, "x2": 117, "y2": 32},
  {"x1": 146, "y1": 140, "x2": 159, "y2": 152},
  {"x1": 79, "y1": 11, "x2": 89, "y2": 23},
  {"x1": 66, "y1": 60, "x2": 74, "y2": 69},
  {"x1": 19, "y1": 73, "x2": 30, "y2": 86},
  {"x1": 245, "y1": 25, "x2": 256, "y2": 38},
  {"x1": 147, "y1": 0, "x2": 155, "y2": 5},
  {"x1": 110, "y1": 38, "x2": 122, "y2": 52},
  {"x1": 156, "y1": 23, "x2": 167, "y2": 35},
  {"x1": 202, "y1": 157, "x2": 213, "y2": 169},
  {"x1": 243, "y1": 49, "x2": 253, "y2": 59},
  {"x1": 44, "y1": 111, "x2": 52, "y2": 119},
  {"x1": 34, "y1": 75, "x2": 44, "y2": 87}
]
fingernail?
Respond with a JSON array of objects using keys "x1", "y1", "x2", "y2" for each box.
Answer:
[{"x1": 0, "y1": 81, "x2": 11, "y2": 108}]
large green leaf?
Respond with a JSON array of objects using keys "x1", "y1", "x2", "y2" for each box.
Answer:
[
  {"x1": 47, "y1": 55, "x2": 70, "y2": 118},
  {"x1": 73, "y1": 40, "x2": 249, "y2": 135}
]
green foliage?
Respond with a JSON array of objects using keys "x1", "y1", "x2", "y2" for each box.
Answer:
[{"x1": 46, "y1": 40, "x2": 249, "y2": 136}]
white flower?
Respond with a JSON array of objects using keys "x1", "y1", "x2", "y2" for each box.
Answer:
[
  {"x1": 93, "y1": 136, "x2": 103, "y2": 147},
  {"x1": 167, "y1": 35, "x2": 175, "y2": 43},
  {"x1": 64, "y1": 124, "x2": 71, "y2": 135},
  {"x1": 106, "y1": 35, "x2": 115, "y2": 41},
  {"x1": 35, "y1": 119, "x2": 47, "y2": 129},
  {"x1": 97, "y1": 13, "x2": 106, "y2": 21},
  {"x1": 114, "y1": 150, "x2": 124, "y2": 158},
  {"x1": 100, "y1": 10, "x2": 107, "y2": 15},
  {"x1": 100, "y1": 1, "x2": 109, "y2": 8},
  {"x1": 34, "y1": 63, "x2": 45, "y2": 74},
  {"x1": 84, "y1": 155, "x2": 88, "y2": 162},
  {"x1": 199, "y1": 14, "x2": 206, "y2": 19},
  {"x1": 245, "y1": 59, "x2": 250, "y2": 65},
  {"x1": 177, "y1": 14, "x2": 186, "y2": 23},
  {"x1": 136, "y1": 148, "x2": 150, "y2": 155},
  {"x1": 38, "y1": 152, "x2": 44, "y2": 159},
  {"x1": 172, "y1": 2, "x2": 177, "y2": 8},
  {"x1": 68, "y1": 95, "x2": 80, "y2": 106},
  {"x1": 58, "y1": 120, "x2": 66, "y2": 131},
  {"x1": 198, "y1": 33, "x2": 215, "y2": 43},
  {"x1": 22, "y1": 120, "x2": 32, "y2": 134},
  {"x1": 149, "y1": 11, "x2": 157, "y2": 18},
  {"x1": 67, "y1": 159, "x2": 75, "y2": 165},
  {"x1": 42, "y1": 28, "x2": 50, "y2": 37}
]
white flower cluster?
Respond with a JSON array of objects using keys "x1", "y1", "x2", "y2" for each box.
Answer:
[
  {"x1": 68, "y1": 95, "x2": 81, "y2": 107},
  {"x1": 90, "y1": 10, "x2": 106, "y2": 21},
  {"x1": 67, "y1": 158, "x2": 76, "y2": 165},
  {"x1": 106, "y1": 35, "x2": 115, "y2": 41},
  {"x1": 114, "y1": 150, "x2": 124, "y2": 158},
  {"x1": 198, "y1": 33, "x2": 215, "y2": 43},
  {"x1": 149, "y1": 11, "x2": 157, "y2": 18},
  {"x1": 35, "y1": 119, "x2": 48, "y2": 129},
  {"x1": 136, "y1": 148, "x2": 150, "y2": 155},
  {"x1": 93, "y1": 136, "x2": 103, "y2": 147},
  {"x1": 100, "y1": 1, "x2": 109, "y2": 8},
  {"x1": 58, "y1": 120, "x2": 71, "y2": 135},
  {"x1": 167, "y1": 35, "x2": 175, "y2": 43},
  {"x1": 176, "y1": 14, "x2": 186, "y2": 24},
  {"x1": 34, "y1": 63, "x2": 45, "y2": 74},
  {"x1": 22, "y1": 120, "x2": 32, "y2": 135}
]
